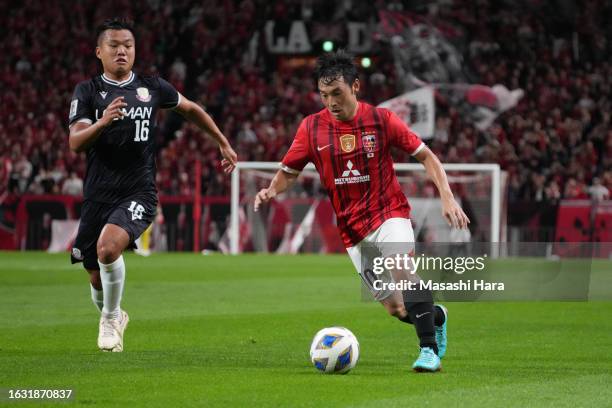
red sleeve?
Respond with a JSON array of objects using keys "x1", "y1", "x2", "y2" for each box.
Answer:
[
  {"x1": 280, "y1": 119, "x2": 310, "y2": 174},
  {"x1": 386, "y1": 109, "x2": 425, "y2": 155}
]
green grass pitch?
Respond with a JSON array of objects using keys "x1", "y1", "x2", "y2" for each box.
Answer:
[{"x1": 1, "y1": 252, "x2": 611, "y2": 407}]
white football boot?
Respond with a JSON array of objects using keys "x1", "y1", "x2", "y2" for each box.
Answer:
[{"x1": 97, "y1": 310, "x2": 129, "y2": 352}]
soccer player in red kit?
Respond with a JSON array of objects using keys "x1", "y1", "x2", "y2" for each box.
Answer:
[{"x1": 254, "y1": 51, "x2": 469, "y2": 372}]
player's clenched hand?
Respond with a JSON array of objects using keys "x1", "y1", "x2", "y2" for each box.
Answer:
[
  {"x1": 441, "y1": 197, "x2": 470, "y2": 229},
  {"x1": 254, "y1": 188, "x2": 277, "y2": 212},
  {"x1": 100, "y1": 96, "x2": 127, "y2": 127},
  {"x1": 219, "y1": 144, "x2": 237, "y2": 174}
]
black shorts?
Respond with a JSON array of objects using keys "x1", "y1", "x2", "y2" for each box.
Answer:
[{"x1": 71, "y1": 194, "x2": 157, "y2": 269}]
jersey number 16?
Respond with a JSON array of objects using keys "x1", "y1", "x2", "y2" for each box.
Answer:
[{"x1": 134, "y1": 120, "x2": 150, "y2": 142}]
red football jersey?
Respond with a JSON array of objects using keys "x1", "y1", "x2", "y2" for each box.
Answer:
[{"x1": 281, "y1": 102, "x2": 424, "y2": 247}]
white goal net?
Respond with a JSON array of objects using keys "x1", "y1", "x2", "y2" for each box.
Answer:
[{"x1": 227, "y1": 162, "x2": 504, "y2": 254}]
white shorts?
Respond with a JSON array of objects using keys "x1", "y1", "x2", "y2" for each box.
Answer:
[{"x1": 346, "y1": 218, "x2": 416, "y2": 301}]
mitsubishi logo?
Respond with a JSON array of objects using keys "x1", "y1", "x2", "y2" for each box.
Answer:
[
  {"x1": 335, "y1": 160, "x2": 370, "y2": 185},
  {"x1": 342, "y1": 160, "x2": 361, "y2": 177}
]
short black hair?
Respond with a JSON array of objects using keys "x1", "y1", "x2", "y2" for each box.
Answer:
[
  {"x1": 315, "y1": 50, "x2": 358, "y2": 86},
  {"x1": 96, "y1": 18, "x2": 135, "y2": 44}
]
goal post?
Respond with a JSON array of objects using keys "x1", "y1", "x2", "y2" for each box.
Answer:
[{"x1": 230, "y1": 162, "x2": 503, "y2": 255}]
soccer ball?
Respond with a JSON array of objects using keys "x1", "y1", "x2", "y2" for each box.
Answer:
[{"x1": 309, "y1": 327, "x2": 360, "y2": 374}]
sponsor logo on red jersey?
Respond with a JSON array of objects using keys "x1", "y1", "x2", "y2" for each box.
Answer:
[{"x1": 334, "y1": 160, "x2": 370, "y2": 185}]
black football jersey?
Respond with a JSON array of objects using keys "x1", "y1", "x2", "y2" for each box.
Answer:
[{"x1": 68, "y1": 72, "x2": 179, "y2": 203}]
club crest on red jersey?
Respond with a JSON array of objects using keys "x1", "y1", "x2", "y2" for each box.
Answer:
[{"x1": 340, "y1": 134, "x2": 356, "y2": 153}]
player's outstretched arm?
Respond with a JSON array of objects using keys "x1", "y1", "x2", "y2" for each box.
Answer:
[
  {"x1": 414, "y1": 146, "x2": 470, "y2": 229},
  {"x1": 253, "y1": 170, "x2": 298, "y2": 212},
  {"x1": 173, "y1": 95, "x2": 237, "y2": 173},
  {"x1": 69, "y1": 96, "x2": 127, "y2": 152}
]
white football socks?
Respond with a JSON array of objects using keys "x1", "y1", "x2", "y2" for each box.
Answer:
[
  {"x1": 90, "y1": 284, "x2": 104, "y2": 312},
  {"x1": 98, "y1": 255, "x2": 125, "y2": 320}
]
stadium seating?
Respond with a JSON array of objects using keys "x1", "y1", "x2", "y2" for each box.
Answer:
[{"x1": 1, "y1": 0, "x2": 610, "y2": 245}]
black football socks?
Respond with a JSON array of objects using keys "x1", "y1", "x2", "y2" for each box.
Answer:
[
  {"x1": 405, "y1": 302, "x2": 438, "y2": 355},
  {"x1": 399, "y1": 287, "x2": 440, "y2": 355}
]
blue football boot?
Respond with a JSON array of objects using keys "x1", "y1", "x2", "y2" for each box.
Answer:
[{"x1": 412, "y1": 346, "x2": 441, "y2": 372}]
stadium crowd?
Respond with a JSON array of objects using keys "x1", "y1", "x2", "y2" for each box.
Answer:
[{"x1": 0, "y1": 0, "x2": 610, "y2": 211}]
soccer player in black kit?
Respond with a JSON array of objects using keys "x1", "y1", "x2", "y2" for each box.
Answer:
[{"x1": 68, "y1": 19, "x2": 237, "y2": 352}]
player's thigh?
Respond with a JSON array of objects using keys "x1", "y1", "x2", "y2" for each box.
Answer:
[
  {"x1": 375, "y1": 217, "x2": 418, "y2": 281},
  {"x1": 106, "y1": 195, "x2": 157, "y2": 246},
  {"x1": 72, "y1": 200, "x2": 114, "y2": 270},
  {"x1": 347, "y1": 218, "x2": 417, "y2": 302},
  {"x1": 368, "y1": 217, "x2": 421, "y2": 305}
]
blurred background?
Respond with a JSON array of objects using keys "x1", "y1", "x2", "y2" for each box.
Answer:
[{"x1": 0, "y1": 0, "x2": 610, "y2": 255}]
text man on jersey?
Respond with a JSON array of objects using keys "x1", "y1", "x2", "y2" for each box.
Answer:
[
  {"x1": 68, "y1": 18, "x2": 237, "y2": 352},
  {"x1": 254, "y1": 51, "x2": 469, "y2": 372}
]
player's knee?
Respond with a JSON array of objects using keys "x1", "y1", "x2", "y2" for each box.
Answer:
[
  {"x1": 386, "y1": 302, "x2": 407, "y2": 319},
  {"x1": 97, "y1": 240, "x2": 121, "y2": 264}
]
